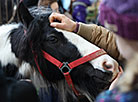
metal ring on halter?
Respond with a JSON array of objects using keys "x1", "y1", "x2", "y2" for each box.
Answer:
[{"x1": 60, "y1": 62, "x2": 72, "y2": 74}]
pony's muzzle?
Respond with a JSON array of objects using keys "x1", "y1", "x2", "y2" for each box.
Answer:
[{"x1": 102, "y1": 60, "x2": 119, "y2": 80}]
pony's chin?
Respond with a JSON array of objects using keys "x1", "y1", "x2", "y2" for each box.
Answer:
[
  {"x1": 94, "y1": 75, "x2": 111, "y2": 84},
  {"x1": 93, "y1": 77, "x2": 111, "y2": 90}
]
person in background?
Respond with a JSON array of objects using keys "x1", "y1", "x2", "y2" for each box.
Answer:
[
  {"x1": 49, "y1": 0, "x2": 138, "y2": 101},
  {"x1": 95, "y1": 0, "x2": 138, "y2": 101},
  {"x1": 57, "y1": 0, "x2": 75, "y2": 19},
  {"x1": 72, "y1": 0, "x2": 91, "y2": 23},
  {"x1": 38, "y1": 0, "x2": 60, "y2": 13},
  {"x1": 38, "y1": 0, "x2": 73, "y2": 19}
]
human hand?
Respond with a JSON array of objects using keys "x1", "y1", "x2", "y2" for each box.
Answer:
[
  {"x1": 49, "y1": 12, "x2": 77, "y2": 32},
  {"x1": 109, "y1": 66, "x2": 123, "y2": 90}
]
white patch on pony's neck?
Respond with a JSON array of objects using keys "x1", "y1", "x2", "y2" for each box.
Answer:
[
  {"x1": 56, "y1": 29, "x2": 99, "y2": 56},
  {"x1": 0, "y1": 23, "x2": 20, "y2": 67}
]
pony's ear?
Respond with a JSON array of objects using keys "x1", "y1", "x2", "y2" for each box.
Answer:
[{"x1": 17, "y1": 2, "x2": 34, "y2": 28}]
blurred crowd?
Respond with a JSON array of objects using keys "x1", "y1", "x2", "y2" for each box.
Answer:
[{"x1": 0, "y1": 0, "x2": 102, "y2": 25}]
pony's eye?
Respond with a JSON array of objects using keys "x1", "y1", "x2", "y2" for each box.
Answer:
[{"x1": 47, "y1": 35, "x2": 58, "y2": 43}]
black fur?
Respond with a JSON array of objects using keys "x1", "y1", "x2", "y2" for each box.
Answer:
[
  {"x1": 0, "y1": 63, "x2": 39, "y2": 102},
  {"x1": 1, "y1": 2, "x2": 113, "y2": 102},
  {"x1": 2, "y1": 63, "x2": 18, "y2": 77}
]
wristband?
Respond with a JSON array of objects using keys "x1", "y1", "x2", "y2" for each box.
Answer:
[{"x1": 73, "y1": 22, "x2": 79, "y2": 33}]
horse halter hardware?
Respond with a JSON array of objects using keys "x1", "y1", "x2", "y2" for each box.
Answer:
[{"x1": 34, "y1": 49, "x2": 107, "y2": 96}]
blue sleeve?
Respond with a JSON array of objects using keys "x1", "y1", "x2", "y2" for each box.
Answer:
[{"x1": 96, "y1": 89, "x2": 138, "y2": 102}]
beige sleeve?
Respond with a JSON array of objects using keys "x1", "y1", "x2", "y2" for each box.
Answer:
[{"x1": 77, "y1": 23, "x2": 123, "y2": 61}]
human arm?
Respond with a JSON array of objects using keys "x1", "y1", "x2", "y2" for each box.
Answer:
[
  {"x1": 49, "y1": 13, "x2": 124, "y2": 61},
  {"x1": 77, "y1": 23, "x2": 123, "y2": 61}
]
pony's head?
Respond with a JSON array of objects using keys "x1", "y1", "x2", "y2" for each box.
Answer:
[{"x1": 10, "y1": 2, "x2": 120, "y2": 101}]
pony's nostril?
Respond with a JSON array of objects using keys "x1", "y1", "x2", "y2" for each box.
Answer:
[
  {"x1": 103, "y1": 62, "x2": 113, "y2": 71},
  {"x1": 104, "y1": 64, "x2": 112, "y2": 69}
]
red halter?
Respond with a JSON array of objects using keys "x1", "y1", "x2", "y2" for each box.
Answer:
[{"x1": 34, "y1": 49, "x2": 107, "y2": 96}]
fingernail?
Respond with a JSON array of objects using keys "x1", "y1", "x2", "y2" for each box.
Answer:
[{"x1": 50, "y1": 23, "x2": 56, "y2": 27}]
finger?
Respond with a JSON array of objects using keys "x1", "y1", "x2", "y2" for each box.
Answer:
[
  {"x1": 115, "y1": 67, "x2": 123, "y2": 79},
  {"x1": 119, "y1": 66, "x2": 123, "y2": 73},
  {"x1": 50, "y1": 22, "x2": 65, "y2": 29},
  {"x1": 49, "y1": 13, "x2": 63, "y2": 23},
  {"x1": 109, "y1": 76, "x2": 119, "y2": 90},
  {"x1": 112, "y1": 67, "x2": 123, "y2": 82},
  {"x1": 117, "y1": 66, "x2": 123, "y2": 77}
]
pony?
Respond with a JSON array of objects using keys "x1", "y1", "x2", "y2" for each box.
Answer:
[{"x1": 0, "y1": 2, "x2": 119, "y2": 102}]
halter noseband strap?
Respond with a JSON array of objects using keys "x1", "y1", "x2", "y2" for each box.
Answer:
[
  {"x1": 42, "y1": 49, "x2": 106, "y2": 69},
  {"x1": 34, "y1": 49, "x2": 107, "y2": 96}
]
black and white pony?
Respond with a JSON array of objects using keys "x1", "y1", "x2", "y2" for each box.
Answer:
[{"x1": 0, "y1": 2, "x2": 119, "y2": 102}]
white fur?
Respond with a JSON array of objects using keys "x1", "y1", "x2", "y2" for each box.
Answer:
[{"x1": 0, "y1": 24, "x2": 20, "y2": 67}]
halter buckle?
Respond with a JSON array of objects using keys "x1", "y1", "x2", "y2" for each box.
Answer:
[{"x1": 60, "y1": 62, "x2": 71, "y2": 74}]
